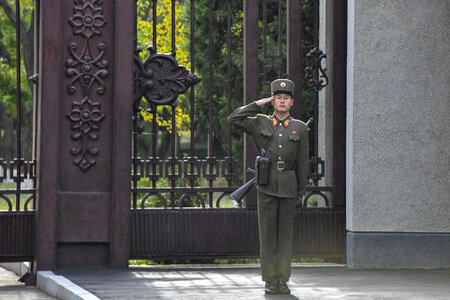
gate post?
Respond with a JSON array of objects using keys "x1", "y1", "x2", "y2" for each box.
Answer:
[
  {"x1": 243, "y1": 0, "x2": 259, "y2": 209},
  {"x1": 35, "y1": 0, "x2": 134, "y2": 270}
]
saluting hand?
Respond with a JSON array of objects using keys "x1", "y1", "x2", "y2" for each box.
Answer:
[{"x1": 255, "y1": 96, "x2": 274, "y2": 106}]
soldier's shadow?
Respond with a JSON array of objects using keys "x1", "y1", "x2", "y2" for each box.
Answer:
[{"x1": 264, "y1": 295, "x2": 300, "y2": 300}]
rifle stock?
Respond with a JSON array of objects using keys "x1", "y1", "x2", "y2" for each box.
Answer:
[
  {"x1": 230, "y1": 177, "x2": 255, "y2": 202},
  {"x1": 230, "y1": 168, "x2": 255, "y2": 202}
]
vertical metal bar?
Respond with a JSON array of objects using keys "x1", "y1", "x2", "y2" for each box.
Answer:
[
  {"x1": 32, "y1": 0, "x2": 41, "y2": 210},
  {"x1": 226, "y1": 0, "x2": 232, "y2": 186},
  {"x1": 189, "y1": 0, "x2": 195, "y2": 188},
  {"x1": 152, "y1": 110, "x2": 157, "y2": 189},
  {"x1": 132, "y1": 113, "x2": 138, "y2": 211},
  {"x1": 332, "y1": 0, "x2": 347, "y2": 207},
  {"x1": 171, "y1": 0, "x2": 177, "y2": 207},
  {"x1": 263, "y1": 0, "x2": 267, "y2": 58},
  {"x1": 287, "y1": 0, "x2": 303, "y2": 118},
  {"x1": 171, "y1": 0, "x2": 176, "y2": 55},
  {"x1": 151, "y1": 0, "x2": 158, "y2": 196},
  {"x1": 152, "y1": 0, "x2": 157, "y2": 49},
  {"x1": 243, "y1": 0, "x2": 259, "y2": 209},
  {"x1": 132, "y1": 0, "x2": 139, "y2": 210},
  {"x1": 314, "y1": 0, "x2": 319, "y2": 159},
  {"x1": 15, "y1": 0, "x2": 22, "y2": 211},
  {"x1": 277, "y1": 0, "x2": 282, "y2": 57},
  {"x1": 207, "y1": 0, "x2": 213, "y2": 207},
  {"x1": 32, "y1": 0, "x2": 39, "y2": 163},
  {"x1": 170, "y1": 105, "x2": 176, "y2": 209}
]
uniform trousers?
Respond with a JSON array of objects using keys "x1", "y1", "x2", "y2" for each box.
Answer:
[{"x1": 257, "y1": 189, "x2": 297, "y2": 282}]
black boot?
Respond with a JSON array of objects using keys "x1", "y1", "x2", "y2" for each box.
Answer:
[
  {"x1": 264, "y1": 281, "x2": 279, "y2": 295},
  {"x1": 278, "y1": 281, "x2": 291, "y2": 295}
]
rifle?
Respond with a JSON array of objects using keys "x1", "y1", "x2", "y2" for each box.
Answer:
[
  {"x1": 230, "y1": 118, "x2": 313, "y2": 203},
  {"x1": 229, "y1": 168, "x2": 255, "y2": 202}
]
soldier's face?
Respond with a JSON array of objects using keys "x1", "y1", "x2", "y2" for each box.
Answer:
[{"x1": 272, "y1": 93, "x2": 294, "y2": 113}]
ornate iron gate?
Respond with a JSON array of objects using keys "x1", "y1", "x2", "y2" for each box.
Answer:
[
  {"x1": 130, "y1": 0, "x2": 346, "y2": 261},
  {"x1": 0, "y1": 0, "x2": 39, "y2": 264},
  {"x1": 0, "y1": 0, "x2": 346, "y2": 266}
]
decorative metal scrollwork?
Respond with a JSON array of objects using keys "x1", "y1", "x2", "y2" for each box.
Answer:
[
  {"x1": 179, "y1": 192, "x2": 206, "y2": 209},
  {"x1": 0, "y1": 195, "x2": 12, "y2": 211},
  {"x1": 67, "y1": 97, "x2": 105, "y2": 171},
  {"x1": 67, "y1": 0, "x2": 108, "y2": 95},
  {"x1": 66, "y1": 0, "x2": 108, "y2": 172},
  {"x1": 66, "y1": 41, "x2": 109, "y2": 95},
  {"x1": 304, "y1": 47, "x2": 329, "y2": 93},
  {"x1": 141, "y1": 193, "x2": 169, "y2": 209},
  {"x1": 133, "y1": 46, "x2": 201, "y2": 113},
  {"x1": 302, "y1": 190, "x2": 330, "y2": 208}
]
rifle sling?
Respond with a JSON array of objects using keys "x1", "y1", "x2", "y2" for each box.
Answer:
[{"x1": 260, "y1": 123, "x2": 288, "y2": 156}]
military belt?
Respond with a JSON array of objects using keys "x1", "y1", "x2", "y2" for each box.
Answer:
[{"x1": 270, "y1": 161, "x2": 296, "y2": 171}]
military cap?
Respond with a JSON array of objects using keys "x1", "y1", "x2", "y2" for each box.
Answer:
[{"x1": 271, "y1": 79, "x2": 295, "y2": 97}]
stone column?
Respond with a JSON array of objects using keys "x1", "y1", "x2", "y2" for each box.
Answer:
[
  {"x1": 346, "y1": 0, "x2": 450, "y2": 268},
  {"x1": 35, "y1": 0, "x2": 134, "y2": 270},
  {"x1": 318, "y1": 0, "x2": 347, "y2": 208},
  {"x1": 318, "y1": 0, "x2": 334, "y2": 206}
]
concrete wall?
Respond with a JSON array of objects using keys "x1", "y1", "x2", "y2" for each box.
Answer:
[{"x1": 346, "y1": 0, "x2": 450, "y2": 268}]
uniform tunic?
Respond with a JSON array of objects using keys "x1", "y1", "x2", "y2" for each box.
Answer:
[{"x1": 228, "y1": 101, "x2": 309, "y2": 282}]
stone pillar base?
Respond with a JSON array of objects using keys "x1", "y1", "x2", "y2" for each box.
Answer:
[{"x1": 347, "y1": 231, "x2": 450, "y2": 269}]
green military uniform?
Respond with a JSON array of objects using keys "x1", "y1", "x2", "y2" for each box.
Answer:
[{"x1": 228, "y1": 79, "x2": 309, "y2": 284}]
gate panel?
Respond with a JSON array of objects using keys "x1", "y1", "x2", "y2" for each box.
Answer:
[
  {"x1": 130, "y1": 208, "x2": 345, "y2": 259},
  {"x1": 0, "y1": 212, "x2": 34, "y2": 262},
  {"x1": 131, "y1": 0, "x2": 346, "y2": 261},
  {"x1": 131, "y1": 209, "x2": 259, "y2": 259}
]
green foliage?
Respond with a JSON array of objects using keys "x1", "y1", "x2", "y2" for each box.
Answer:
[
  {"x1": 136, "y1": 176, "x2": 207, "y2": 208},
  {"x1": 0, "y1": 0, "x2": 33, "y2": 118},
  {"x1": 128, "y1": 257, "x2": 341, "y2": 266}
]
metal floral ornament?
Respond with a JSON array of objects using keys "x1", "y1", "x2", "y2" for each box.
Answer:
[
  {"x1": 133, "y1": 46, "x2": 201, "y2": 113},
  {"x1": 68, "y1": 0, "x2": 106, "y2": 39},
  {"x1": 67, "y1": 97, "x2": 105, "y2": 171}
]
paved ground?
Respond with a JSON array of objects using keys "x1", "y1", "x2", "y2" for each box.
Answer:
[
  {"x1": 57, "y1": 264, "x2": 450, "y2": 300},
  {"x1": 0, "y1": 267, "x2": 56, "y2": 300},
  {"x1": 2, "y1": 264, "x2": 450, "y2": 299}
]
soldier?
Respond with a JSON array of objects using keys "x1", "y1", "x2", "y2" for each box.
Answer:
[{"x1": 228, "y1": 79, "x2": 309, "y2": 295}]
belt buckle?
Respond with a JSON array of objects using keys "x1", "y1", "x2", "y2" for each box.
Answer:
[{"x1": 277, "y1": 161, "x2": 285, "y2": 171}]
